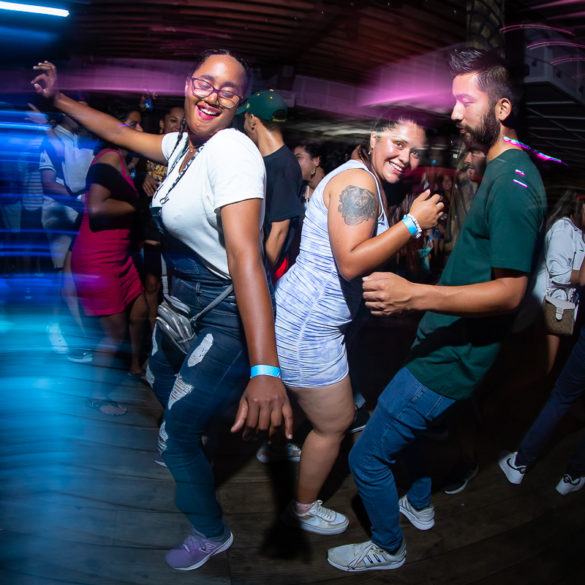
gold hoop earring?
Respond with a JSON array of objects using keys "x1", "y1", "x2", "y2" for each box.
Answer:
[{"x1": 310, "y1": 166, "x2": 316, "y2": 178}]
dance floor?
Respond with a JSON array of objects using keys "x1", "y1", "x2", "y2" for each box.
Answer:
[{"x1": 1, "y1": 274, "x2": 584, "y2": 585}]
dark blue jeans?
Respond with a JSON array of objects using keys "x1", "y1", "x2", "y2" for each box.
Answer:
[
  {"x1": 349, "y1": 367, "x2": 455, "y2": 552},
  {"x1": 147, "y1": 257, "x2": 249, "y2": 539},
  {"x1": 516, "y1": 325, "x2": 585, "y2": 476}
]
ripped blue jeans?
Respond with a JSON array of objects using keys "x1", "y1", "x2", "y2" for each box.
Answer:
[{"x1": 147, "y1": 260, "x2": 249, "y2": 539}]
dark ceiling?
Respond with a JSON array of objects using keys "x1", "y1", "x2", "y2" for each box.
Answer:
[{"x1": 2, "y1": 0, "x2": 585, "y2": 175}]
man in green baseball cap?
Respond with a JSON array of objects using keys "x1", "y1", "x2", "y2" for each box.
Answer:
[
  {"x1": 239, "y1": 89, "x2": 303, "y2": 284},
  {"x1": 236, "y1": 89, "x2": 288, "y2": 122}
]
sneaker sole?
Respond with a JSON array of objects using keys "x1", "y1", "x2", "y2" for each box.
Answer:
[
  {"x1": 399, "y1": 502, "x2": 434, "y2": 530},
  {"x1": 171, "y1": 532, "x2": 234, "y2": 571},
  {"x1": 282, "y1": 512, "x2": 349, "y2": 535},
  {"x1": 327, "y1": 554, "x2": 405, "y2": 572},
  {"x1": 66, "y1": 355, "x2": 93, "y2": 364},
  {"x1": 556, "y1": 480, "x2": 585, "y2": 495}
]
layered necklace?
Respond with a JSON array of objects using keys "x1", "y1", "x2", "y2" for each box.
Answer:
[{"x1": 157, "y1": 138, "x2": 205, "y2": 205}]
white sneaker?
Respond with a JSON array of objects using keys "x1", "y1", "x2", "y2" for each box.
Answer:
[
  {"x1": 398, "y1": 495, "x2": 435, "y2": 530},
  {"x1": 282, "y1": 500, "x2": 349, "y2": 535},
  {"x1": 328, "y1": 539, "x2": 406, "y2": 572},
  {"x1": 256, "y1": 441, "x2": 301, "y2": 463},
  {"x1": 498, "y1": 451, "x2": 526, "y2": 485},
  {"x1": 555, "y1": 473, "x2": 585, "y2": 495},
  {"x1": 47, "y1": 322, "x2": 68, "y2": 354}
]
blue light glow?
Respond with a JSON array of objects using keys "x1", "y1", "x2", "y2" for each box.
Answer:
[
  {"x1": 0, "y1": 25, "x2": 57, "y2": 42},
  {"x1": 0, "y1": 1, "x2": 69, "y2": 17}
]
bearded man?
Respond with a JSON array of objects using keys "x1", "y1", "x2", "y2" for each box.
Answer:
[{"x1": 327, "y1": 48, "x2": 547, "y2": 573}]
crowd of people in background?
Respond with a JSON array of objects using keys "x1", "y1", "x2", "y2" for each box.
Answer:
[{"x1": 0, "y1": 46, "x2": 583, "y2": 575}]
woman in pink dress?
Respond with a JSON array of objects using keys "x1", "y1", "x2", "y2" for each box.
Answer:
[{"x1": 71, "y1": 106, "x2": 147, "y2": 415}]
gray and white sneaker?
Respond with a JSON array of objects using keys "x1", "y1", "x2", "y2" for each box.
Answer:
[
  {"x1": 328, "y1": 539, "x2": 406, "y2": 572},
  {"x1": 555, "y1": 473, "x2": 585, "y2": 495},
  {"x1": 498, "y1": 451, "x2": 526, "y2": 485},
  {"x1": 282, "y1": 500, "x2": 348, "y2": 535},
  {"x1": 398, "y1": 495, "x2": 435, "y2": 530}
]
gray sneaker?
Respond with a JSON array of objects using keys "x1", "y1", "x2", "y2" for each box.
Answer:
[
  {"x1": 282, "y1": 500, "x2": 348, "y2": 535},
  {"x1": 328, "y1": 539, "x2": 406, "y2": 572},
  {"x1": 398, "y1": 495, "x2": 435, "y2": 530}
]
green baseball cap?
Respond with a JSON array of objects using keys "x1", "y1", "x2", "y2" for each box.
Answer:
[{"x1": 236, "y1": 89, "x2": 287, "y2": 122}]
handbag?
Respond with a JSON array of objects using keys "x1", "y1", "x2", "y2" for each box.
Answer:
[
  {"x1": 155, "y1": 285, "x2": 234, "y2": 355},
  {"x1": 543, "y1": 295, "x2": 575, "y2": 336},
  {"x1": 543, "y1": 268, "x2": 575, "y2": 336}
]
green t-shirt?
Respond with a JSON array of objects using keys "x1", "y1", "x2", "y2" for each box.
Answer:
[{"x1": 406, "y1": 149, "x2": 546, "y2": 400}]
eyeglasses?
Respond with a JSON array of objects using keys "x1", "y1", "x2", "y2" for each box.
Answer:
[{"x1": 190, "y1": 77, "x2": 242, "y2": 109}]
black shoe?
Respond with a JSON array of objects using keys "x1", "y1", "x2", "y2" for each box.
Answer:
[
  {"x1": 443, "y1": 461, "x2": 479, "y2": 495},
  {"x1": 350, "y1": 405, "x2": 369, "y2": 434}
]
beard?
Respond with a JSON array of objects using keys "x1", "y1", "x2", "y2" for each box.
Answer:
[{"x1": 462, "y1": 109, "x2": 500, "y2": 150}]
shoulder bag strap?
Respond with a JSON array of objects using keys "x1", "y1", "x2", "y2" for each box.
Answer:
[{"x1": 192, "y1": 284, "x2": 234, "y2": 322}]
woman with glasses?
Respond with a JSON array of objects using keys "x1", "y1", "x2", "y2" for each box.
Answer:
[
  {"x1": 32, "y1": 50, "x2": 292, "y2": 571},
  {"x1": 275, "y1": 114, "x2": 444, "y2": 535},
  {"x1": 70, "y1": 103, "x2": 147, "y2": 415}
]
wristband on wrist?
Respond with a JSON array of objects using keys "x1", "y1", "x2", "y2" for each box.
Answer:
[
  {"x1": 250, "y1": 365, "x2": 281, "y2": 379},
  {"x1": 402, "y1": 213, "x2": 422, "y2": 239}
]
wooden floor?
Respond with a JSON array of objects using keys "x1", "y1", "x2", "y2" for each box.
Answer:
[{"x1": 1, "y1": 299, "x2": 585, "y2": 585}]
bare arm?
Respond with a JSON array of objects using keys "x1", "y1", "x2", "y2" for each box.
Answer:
[
  {"x1": 32, "y1": 61, "x2": 166, "y2": 163},
  {"x1": 576, "y1": 256, "x2": 585, "y2": 287},
  {"x1": 326, "y1": 169, "x2": 443, "y2": 281},
  {"x1": 41, "y1": 169, "x2": 72, "y2": 199},
  {"x1": 222, "y1": 198, "x2": 293, "y2": 439},
  {"x1": 363, "y1": 268, "x2": 528, "y2": 317},
  {"x1": 86, "y1": 151, "x2": 136, "y2": 230},
  {"x1": 265, "y1": 218, "x2": 290, "y2": 267}
]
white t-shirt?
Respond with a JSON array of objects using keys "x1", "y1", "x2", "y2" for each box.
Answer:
[
  {"x1": 152, "y1": 128, "x2": 265, "y2": 279},
  {"x1": 533, "y1": 217, "x2": 585, "y2": 303},
  {"x1": 39, "y1": 125, "x2": 95, "y2": 195}
]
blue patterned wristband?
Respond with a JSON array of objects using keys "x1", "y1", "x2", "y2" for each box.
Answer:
[{"x1": 250, "y1": 365, "x2": 282, "y2": 379}]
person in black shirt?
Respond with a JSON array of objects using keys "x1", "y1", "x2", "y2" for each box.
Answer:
[{"x1": 239, "y1": 90, "x2": 304, "y2": 281}]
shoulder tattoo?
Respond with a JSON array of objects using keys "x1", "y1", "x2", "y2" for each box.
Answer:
[{"x1": 338, "y1": 184, "x2": 378, "y2": 226}]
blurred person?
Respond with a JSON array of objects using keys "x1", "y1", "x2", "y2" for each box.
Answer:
[
  {"x1": 0, "y1": 104, "x2": 48, "y2": 276},
  {"x1": 39, "y1": 103, "x2": 96, "y2": 361},
  {"x1": 499, "y1": 267, "x2": 585, "y2": 495},
  {"x1": 530, "y1": 189, "x2": 585, "y2": 372},
  {"x1": 444, "y1": 144, "x2": 486, "y2": 254},
  {"x1": 294, "y1": 141, "x2": 325, "y2": 207},
  {"x1": 328, "y1": 48, "x2": 546, "y2": 573},
  {"x1": 137, "y1": 105, "x2": 185, "y2": 329},
  {"x1": 275, "y1": 111, "x2": 443, "y2": 535},
  {"x1": 70, "y1": 104, "x2": 147, "y2": 415},
  {"x1": 430, "y1": 172, "x2": 455, "y2": 273},
  {"x1": 239, "y1": 90, "x2": 304, "y2": 282},
  {"x1": 32, "y1": 50, "x2": 292, "y2": 571}
]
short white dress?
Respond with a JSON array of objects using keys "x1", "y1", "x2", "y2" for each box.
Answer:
[{"x1": 275, "y1": 159, "x2": 389, "y2": 388}]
